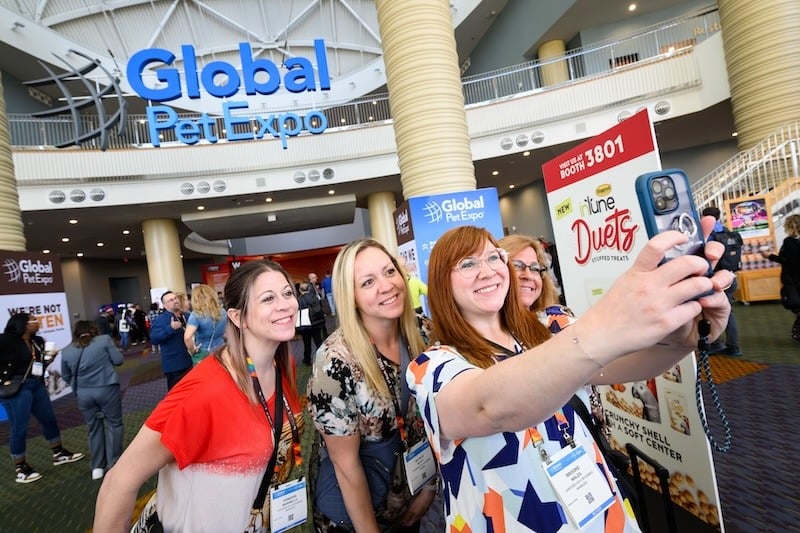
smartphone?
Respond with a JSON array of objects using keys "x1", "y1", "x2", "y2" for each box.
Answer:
[{"x1": 635, "y1": 169, "x2": 710, "y2": 271}]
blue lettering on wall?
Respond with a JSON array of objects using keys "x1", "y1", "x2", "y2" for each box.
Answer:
[{"x1": 128, "y1": 39, "x2": 332, "y2": 149}]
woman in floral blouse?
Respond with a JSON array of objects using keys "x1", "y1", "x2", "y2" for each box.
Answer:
[{"x1": 308, "y1": 239, "x2": 435, "y2": 531}]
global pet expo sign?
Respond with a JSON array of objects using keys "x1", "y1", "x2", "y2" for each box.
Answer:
[{"x1": 128, "y1": 39, "x2": 332, "y2": 149}]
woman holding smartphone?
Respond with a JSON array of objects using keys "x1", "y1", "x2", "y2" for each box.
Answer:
[{"x1": 408, "y1": 223, "x2": 732, "y2": 532}]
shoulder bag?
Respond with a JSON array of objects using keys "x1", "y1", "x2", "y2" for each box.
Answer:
[{"x1": 0, "y1": 359, "x2": 33, "y2": 399}]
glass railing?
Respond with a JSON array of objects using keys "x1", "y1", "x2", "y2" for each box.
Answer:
[
  {"x1": 8, "y1": 6, "x2": 720, "y2": 150},
  {"x1": 694, "y1": 123, "x2": 800, "y2": 220}
]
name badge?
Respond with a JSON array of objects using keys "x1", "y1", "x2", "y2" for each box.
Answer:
[
  {"x1": 542, "y1": 444, "x2": 615, "y2": 529},
  {"x1": 269, "y1": 477, "x2": 307, "y2": 533},
  {"x1": 31, "y1": 361, "x2": 44, "y2": 377},
  {"x1": 403, "y1": 439, "x2": 437, "y2": 494}
]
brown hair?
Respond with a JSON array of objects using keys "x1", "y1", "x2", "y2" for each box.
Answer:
[
  {"x1": 428, "y1": 226, "x2": 551, "y2": 368},
  {"x1": 784, "y1": 214, "x2": 800, "y2": 238},
  {"x1": 498, "y1": 234, "x2": 559, "y2": 312},
  {"x1": 72, "y1": 320, "x2": 99, "y2": 348},
  {"x1": 216, "y1": 260, "x2": 297, "y2": 403}
]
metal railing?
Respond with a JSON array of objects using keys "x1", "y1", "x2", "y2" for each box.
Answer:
[
  {"x1": 694, "y1": 123, "x2": 800, "y2": 225},
  {"x1": 8, "y1": 7, "x2": 721, "y2": 150}
]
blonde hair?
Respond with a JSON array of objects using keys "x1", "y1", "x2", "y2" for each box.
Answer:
[
  {"x1": 333, "y1": 239, "x2": 427, "y2": 397},
  {"x1": 498, "y1": 234, "x2": 559, "y2": 312},
  {"x1": 784, "y1": 214, "x2": 800, "y2": 238},
  {"x1": 190, "y1": 284, "x2": 223, "y2": 321}
]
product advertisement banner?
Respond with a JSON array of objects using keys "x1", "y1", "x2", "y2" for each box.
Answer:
[
  {"x1": 542, "y1": 110, "x2": 723, "y2": 530},
  {"x1": 393, "y1": 188, "x2": 504, "y2": 284},
  {"x1": 0, "y1": 251, "x2": 73, "y2": 421}
]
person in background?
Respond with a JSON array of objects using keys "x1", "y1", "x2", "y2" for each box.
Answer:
[
  {"x1": 296, "y1": 282, "x2": 325, "y2": 365},
  {"x1": 133, "y1": 304, "x2": 149, "y2": 344},
  {"x1": 703, "y1": 206, "x2": 743, "y2": 357},
  {"x1": 95, "y1": 308, "x2": 113, "y2": 336},
  {"x1": 94, "y1": 261, "x2": 304, "y2": 532},
  {"x1": 308, "y1": 272, "x2": 329, "y2": 338},
  {"x1": 321, "y1": 271, "x2": 335, "y2": 316},
  {"x1": 408, "y1": 224, "x2": 732, "y2": 532},
  {"x1": 176, "y1": 292, "x2": 191, "y2": 313},
  {"x1": 184, "y1": 284, "x2": 227, "y2": 366},
  {"x1": 308, "y1": 239, "x2": 435, "y2": 531},
  {"x1": 60, "y1": 320, "x2": 124, "y2": 481},
  {"x1": 761, "y1": 213, "x2": 800, "y2": 340},
  {"x1": 117, "y1": 310, "x2": 131, "y2": 351},
  {"x1": 149, "y1": 291, "x2": 192, "y2": 390},
  {"x1": 0, "y1": 313, "x2": 85, "y2": 484}
]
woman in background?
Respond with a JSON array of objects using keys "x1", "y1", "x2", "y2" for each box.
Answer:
[
  {"x1": 60, "y1": 320, "x2": 124, "y2": 480},
  {"x1": 761, "y1": 213, "x2": 800, "y2": 340},
  {"x1": 95, "y1": 261, "x2": 304, "y2": 531},
  {"x1": 408, "y1": 224, "x2": 731, "y2": 532},
  {"x1": 296, "y1": 282, "x2": 325, "y2": 365},
  {"x1": 0, "y1": 313, "x2": 84, "y2": 484},
  {"x1": 308, "y1": 239, "x2": 434, "y2": 531},
  {"x1": 184, "y1": 284, "x2": 227, "y2": 365}
]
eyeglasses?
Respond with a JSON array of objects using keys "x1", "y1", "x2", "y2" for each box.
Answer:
[
  {"x1": 510, "y1": 260, "x2": 547, "y2": 276},
  {"x1": 454, "y1": 249, "x2": 508, "y2": 279}
]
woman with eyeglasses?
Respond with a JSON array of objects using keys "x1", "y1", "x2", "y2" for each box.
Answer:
[
  {"x1": 0, "y1": 313, "x2": 84, "y2": 484},
  {"x1": 408, "y1": 224, "x2": 732, "y2": 532}
]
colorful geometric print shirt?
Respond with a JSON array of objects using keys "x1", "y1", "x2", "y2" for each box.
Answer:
[{"x1": 407, "y1": 345, "x2": 641, "y2": 533}]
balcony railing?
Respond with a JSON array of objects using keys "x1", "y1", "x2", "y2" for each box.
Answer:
[{"x1": 8, "y1": 6, "x2": 720, "y2": 151}]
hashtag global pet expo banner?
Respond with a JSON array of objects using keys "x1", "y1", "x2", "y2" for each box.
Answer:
[
  {"x1": 0, "y1": 251, "x2": 73, "y2": 421},
  {"x1": 542, "y1": 110, "x2": 724, "y2": 530}
]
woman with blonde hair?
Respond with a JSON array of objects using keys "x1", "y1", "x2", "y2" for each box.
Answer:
[
  {"x1": 184, "y1": 284, "x2": 227, "y2": 365},
  {"x1": 308, "y1": 238, "x2": 435, "y2": 531},
  {"x1": 95, "y1": 261, "x2": 304, "y2": 531}
]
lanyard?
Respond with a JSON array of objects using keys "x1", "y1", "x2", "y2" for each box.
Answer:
[
  {"x1": 374, "y1": 338, "x2": 411, "y2": 450},
  {"x1": 246, "y1": 358, "x2": 301, "y2": 528}
]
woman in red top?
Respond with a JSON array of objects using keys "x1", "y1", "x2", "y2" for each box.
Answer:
[{"x1": 95, "y1": 261, "x2": 304, "y2": 532}]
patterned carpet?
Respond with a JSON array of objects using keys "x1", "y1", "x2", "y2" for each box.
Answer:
[{"x1": 0, "y1": 305, "x2": 798, "y2": 532}]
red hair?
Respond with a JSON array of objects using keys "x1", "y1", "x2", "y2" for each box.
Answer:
[{"x1": 428, "y1": 226, "x2": 551, "y2": 368}]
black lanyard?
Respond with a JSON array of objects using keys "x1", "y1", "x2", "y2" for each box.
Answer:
[
  {"x1": 375, "y1": 338, "x2": 411, "y2": 450},
  {"x1": 248, "y1": 367, "x2": 301, "y2": 523}
]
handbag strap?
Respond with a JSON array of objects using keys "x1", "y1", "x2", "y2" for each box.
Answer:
[
  {"x1": 567, "y1": 394, "x2": 615, "y2": 458},
  {"x1": 72, "y1": 346, "x2": 87, "y2": 392}
]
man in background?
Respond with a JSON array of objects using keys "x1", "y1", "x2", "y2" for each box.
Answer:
[
  {"x1": 703, "y1": 206, "x2": 744, "y2": 357},
  {"x1": 321, "y1": 271, "x2": 335, "y2": 316},
  {"x1": 149, "y1": 291, "x2": 193, "y2": 390},
  {"x1": 308, "y1": 273, "x2": 328, "y2": 338}
]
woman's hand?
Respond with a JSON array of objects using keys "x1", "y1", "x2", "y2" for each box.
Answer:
[{"x1": 577, "y1": 216, "x2": 733, "y2": 363}]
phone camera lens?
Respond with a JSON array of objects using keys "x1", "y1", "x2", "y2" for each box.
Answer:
[
  {"x1": 664, "y1": 186, "x2": 675, "y2": 200},
  {"x1": 651, "y1": 180, "x2": 663, "y2": 194},
  {"x1": 655, "y1": 197, "x2": 667, "y2": 210}
]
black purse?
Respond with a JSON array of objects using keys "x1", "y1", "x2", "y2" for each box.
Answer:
[{"x1": 0, "y1": 360, "x2": 32, "y2": 399}]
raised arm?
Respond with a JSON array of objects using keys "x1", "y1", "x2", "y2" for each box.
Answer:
[{"x1": 435, "y1": 225, "x2": 732, "y2": 441}]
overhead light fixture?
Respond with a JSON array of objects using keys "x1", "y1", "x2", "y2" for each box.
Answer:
[
  {"x1": 509, "y1": 184, "x2": 516, "y2": 189},
  {"x1": 97, "y1": 242, "x2": 104, "y2": 247},
  {"x1": 122, "y1": 229, "x2": 130, "y2": 235},
  {"x1": 69, "y1": 219, "x2": 78, "y2": 224},
  {"x1": 124, "y1": 246, "x2": 131, "y2": 251},
  {"x1": 523, "y1": 151, "x2": 530, "y2": 157},
  {"x1": 732, "y1": 132, "x2": 738, "y2": 137},
  {"x1": 77, "y1": 252, "x2": 84, "y2": 257},
  {"x1": 265, "y1": 197, "x2": 273, "y2": 203},
  {"x1": 197, "y1": 205, "x2": 205, "y2": 210},
  {"x1": 492, "y1": 170, "x2": 499, "y2": 176},
  {"x1": 43, "y1": 249, "x2": 50, "y2": 254},
  {"x1": 328, "y1": 190, "x2": 335, "y2": 195},
  {"x1": 61, "y1": 237, "x2": 70, "y2": 243},
  {"x1": 628, "y1": 3, "x2": 636, "y2": 11}
]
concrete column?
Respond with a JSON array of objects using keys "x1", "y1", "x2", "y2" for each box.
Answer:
[
  {"x1": 0, "y1": 72, "x2": 26, "y2": 251},
  {"x1": 367, "y1": 191, "x2": 398, "y2": 253},
  {"x1": 376, "y1": 0, "x2": 476, "y2": 199},
  {"x1": 538, "y1": 39, "x2": 569, "y2": 86},
  {"x1": 142, "y1": 219, "x2": 186, "y2": 292},
  {"x1": 718, "y1": 0, "x2": 800, "y2": 149}
]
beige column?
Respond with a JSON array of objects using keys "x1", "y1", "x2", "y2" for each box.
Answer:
[
  {"x1": 142, "y1": 219, "x2": 186, "y2": 292},
  {"x1": 376, "y1": 0, "x2": 475, "y2": 199},
  {"x1": 718, "y1": 0, "x2": 800, "y2": 150},
  {"x1": 538, "y1": 40, "x2": 569, "y2": 86},
  {"x1": 0, "y1": 72, "x2": 26, "y2": 251},
  {"x1": 367, "y1": 192, "x2": 398, "y2": 253}
]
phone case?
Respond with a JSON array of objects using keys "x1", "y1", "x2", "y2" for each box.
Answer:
[{"x1": 635, "y1": 169, "x2": 707, "y2": 263}]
